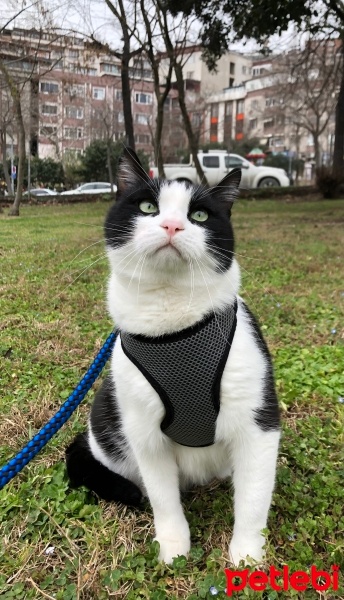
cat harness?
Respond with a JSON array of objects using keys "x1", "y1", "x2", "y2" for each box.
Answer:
[{"x1": 120, "y1": 301, "x2": 238, "y2": 448}]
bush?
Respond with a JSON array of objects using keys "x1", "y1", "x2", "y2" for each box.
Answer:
[{"x1": 315, "y1": 166, "x2": 344, "y2": 199}]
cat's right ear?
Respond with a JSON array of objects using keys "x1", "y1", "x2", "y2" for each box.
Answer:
[{"x1": 116, "y1": 147, "x2": 149, "y2": 195}]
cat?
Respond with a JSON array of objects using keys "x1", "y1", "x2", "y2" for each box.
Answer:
[{"x1": 66, "y1": 147, "x2": 280, "y2": 566}]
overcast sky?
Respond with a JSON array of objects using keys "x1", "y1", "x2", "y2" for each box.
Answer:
[{"x1": 1, "y1": 0, "x2": 307, "y2": 57}]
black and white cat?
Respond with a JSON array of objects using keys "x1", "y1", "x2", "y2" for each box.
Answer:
[{"x1": 66, "y1": 148, "x2": 280, "y2": 566}]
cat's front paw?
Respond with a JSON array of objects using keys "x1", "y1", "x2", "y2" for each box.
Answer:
[
  {"x1": 155, "y1": 521, "x2": 191, "y2": 564},
  {"x1": 156, "y1": 535, "x2": 191, "y2": 564},
  {"x1": 229, "y1": 533, "x2": 265, "y2": 567}
]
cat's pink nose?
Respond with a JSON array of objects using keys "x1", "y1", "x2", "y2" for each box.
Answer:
[{"x1": 160, "y1": 219, "x2": 185, "y2": 237}]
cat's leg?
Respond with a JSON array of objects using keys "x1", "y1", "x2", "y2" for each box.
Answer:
[
  {"x1": 127, "y1": 437, "x2": 191, "y2": 564},
  {"x1": 229, "y1": 428, "x2": 280, "y2": 566}
]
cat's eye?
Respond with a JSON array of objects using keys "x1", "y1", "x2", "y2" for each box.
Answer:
[
  {"x1": 139, "y1": 200, "x2": 158, "y2": 214},
  {"x1": 190, "y1": 209, "x2": 209, "y2": 223}
]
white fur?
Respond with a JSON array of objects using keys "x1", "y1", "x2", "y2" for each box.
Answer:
[{"x1": 101, "y1": 181, "x2": 280, "y2": 565}]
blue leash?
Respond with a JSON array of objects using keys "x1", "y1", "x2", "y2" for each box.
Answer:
[{"x1": 0, "y1": 330, "x2": 118, "y2": 491}]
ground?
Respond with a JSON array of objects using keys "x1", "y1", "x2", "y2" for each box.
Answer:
[{"x1": 0, "y1": 199, "x2": 343, "y2": 599}]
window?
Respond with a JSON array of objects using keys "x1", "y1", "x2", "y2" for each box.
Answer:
[
  {"x1": 236, "y1": 119, "x2": 244, "y2": 134},
  {"x1": 186, "y1": 71, "x2": 194, "y2": 79},
  {"x1": 134, "y1": 133, "x2": 150, "y2": 144},
  {"x1": 271, "y1": 137, "x2": 284, "y2": 147},
  {"x1": 117, "y1": 112, "x2": 124, "y2": 123},
  {"x1": 135, "y1": 92, "x2": 152, "y2": 104},
  {"x1": 263, "y1": 119, "x2": 274, "y2": 130},
  {"x1": 229, "y1": 78, "x2": 235, "y2": 87},
  {"x1": 251, "y1": 99, "x2": 259, "y2": 109},
  {"x1": 225, "y1": 156, "x2": 244, "y2": 169},
  {"x1": 93, "y1": 87, "x2": 105, "y2": 100},
  {"x1": 40, "y1": 126, "x2": 57, "y2": 137},
  {"x1": 225, "y1": 102, "x2": 233, "y2": 116},
  {"x1": 230, "y1": 62, "x2": 235, "y2": 75},
  {"x1": 67, "y1": 84, "x2": 85, "y2": 97},
  {"x1": 64, "y1": 127, "x2": 83, "y2": 139},
  {"x1": 65, "y1": 106, "x2": 84, "y2": 119},
  {"x1": 192, "y1": 113, "x2": 201, "y2": 127},
  {"x1": 115, "y1": 89, "x2": 123, "y2": 101},
  {"x1": 252, "y1": 67, "x2": 261, "y2": 76},
  {"x1": 40, "y1": 81, "x2": 59, "y2": 94},
  {"x1": 135, "y1": 113, "x2": 150, "y2": 125},
  {"x1": 72, "y1": 66, "x2": 97, "y2": 76},
  {"x1": 102, "y1": 63, "x2": 121, "y2": 75},
  {"x1": 41, "y1": 104, "x2": 58, "y2": 115},
  {"x1": 69, "y1": 49, "x2": 79, "y2": 58},
  {"x1": 249, "y1": 118, "x2": 257, "y2": 130},
  {"x1": 237, "y1": 100, "x2": 244, "y2": 113},
  {"x1": 242, "y1": 66, "x2": 247, "y2": 74},
  {"x1": 52, "y1": 60, "x2": 63, "y2": 71},
  {"x1": 202, "y1": 156, "x2": 220, "y2": 168},
  {"x1": 211, "y1": 104, "x2": 219, "y2": 118},
  {"x1": 265, "y1": 97, "x2": 277, "y2": 107}
]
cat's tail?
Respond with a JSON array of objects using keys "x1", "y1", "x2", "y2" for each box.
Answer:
[{"x1": 65, "y1": 432, "x2": 143, "y2": 508}]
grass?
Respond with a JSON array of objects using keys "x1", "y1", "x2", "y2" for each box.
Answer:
[{"x1": 0, "y1": 199, "x2": 343, "y2": 599}]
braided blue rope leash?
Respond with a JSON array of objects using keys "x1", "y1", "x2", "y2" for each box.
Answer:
[{"x1": 0, "y1": 330, "x2": 118, "y2": 491}]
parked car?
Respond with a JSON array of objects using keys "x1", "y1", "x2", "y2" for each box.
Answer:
[
  {"x1": 61, "y1": 182, "x2": 117, "y2": 195},
  {"x1": 24, "y1": 188, "x2": 59, "y2": 197},
  {"x1": 149, "y1": 151, "x2": 290, "y2": 188}
]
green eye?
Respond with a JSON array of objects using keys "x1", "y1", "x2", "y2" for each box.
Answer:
[
  {"x1": 190, "y1": 209, "x2": 208, "y2": 222},
  {"x1": 139, "y1": 200, "x2": 158, "y2": 214}
]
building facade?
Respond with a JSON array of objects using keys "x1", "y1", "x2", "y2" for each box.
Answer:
[{"x1": 0, "y1": 27, "x2": 155, "y2": 163}]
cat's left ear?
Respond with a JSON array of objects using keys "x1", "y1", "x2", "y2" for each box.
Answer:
[
  {"x1": 212, "y1": 168, "x2": 241, "y2": 209},
  {"x1": 116, "y1": 147, "x2": 150, "y2": 195}
]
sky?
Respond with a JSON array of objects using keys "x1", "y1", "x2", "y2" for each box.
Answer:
[{"x1": 1, "y1": 0, "x2": 310, "y2": 57}]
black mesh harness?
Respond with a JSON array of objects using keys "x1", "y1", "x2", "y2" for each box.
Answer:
[{"x1": 120, "y1": 301, "x2": 237, "y2": 447}]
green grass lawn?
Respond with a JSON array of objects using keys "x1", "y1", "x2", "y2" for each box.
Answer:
[{"x1": 0, "y1": 199, "x2": 343, "y2": 599}]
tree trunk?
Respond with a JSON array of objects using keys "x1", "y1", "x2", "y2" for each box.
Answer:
[
  {"x1": 121, "y1": 53, "x2": 135, "y2": 150},
  {"x1": 154, "y1": 99, "x2": 166, "y2": 177},
  {"x1": 8, "y1": 98, "x2": 25, "y2": 216},
  {"x1": 313, "y1": 134, "x2": 321, "y2": 169},
  {"x1": 332, "y1": 50, "x2": 344, "y2": 173},
  {"x1": 174, "y1": 63, "x2": 207, "y2": 185},
  {"x1": 1, "y1": 131, "x2": 12, "y2": 193},
  {"x1": 106, "y1": 140, "x2": 115, "y2": 192}
]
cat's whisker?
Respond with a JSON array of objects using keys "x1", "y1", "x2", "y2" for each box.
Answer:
[
  {"x1": 69, "y1": 251, "x2": 108, "y2": 269},
  {"x1": 69, "y1": 238, "x2": 106, "y2": 264},
  {"x1": 136, "y1": 251, "x2": 148, "y2": 303},
  {"x1": 57, "y1": 254, "x2": 107, "y2": 298},
  {"x1": 127, "y1": 251, "x2": 146, "y2": 290},
  {"x1": 117, "y1": 248, "x2": 142, "y2": 274},
  {"x1": 207, "y1": 240, "x2": 266, "y2": 262}
]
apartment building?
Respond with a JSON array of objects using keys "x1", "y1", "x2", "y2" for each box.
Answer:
[
  {"x1": 205, "y1": 44, "x2": 340, "y2": 164},
  {"x1": 0, "y1": 27, "x2": 155, "y2": 161},
  {"x1": 159, "y1": 46, "x2": 254, "y2": 160},
  {"x1": 1, "y1": 28, "x2": 339, "y2": 167}
]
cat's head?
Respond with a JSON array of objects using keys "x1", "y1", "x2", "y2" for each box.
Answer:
[{"x1": 105, "y1": 148, "x2": 241, "y2": 280}]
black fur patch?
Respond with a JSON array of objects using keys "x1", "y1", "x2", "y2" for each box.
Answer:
[
  {"x1": 189, "y1": 186, "x2": 235, "y2": 272},
  {"x1": 241, "y1": 302, "x2": 281, "y2": 431},
  {"x1": 65, "y1": 432, "x2": 143, "y2": 507},
  {"x1": 90, "y1": 376, "x2": 126, "y2": 461}
]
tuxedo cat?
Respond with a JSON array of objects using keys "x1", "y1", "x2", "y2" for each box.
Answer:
[{"x1": 66, "y1": 148, "x2": 280, "y2": 566}]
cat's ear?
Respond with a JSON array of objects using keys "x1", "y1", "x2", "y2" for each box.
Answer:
[
  {"x1": 212, "y1": 168, "x2": 241, "y2": 209},
  {"x1": 116, "y1": 147, "x2": 149, "y2": 194}
]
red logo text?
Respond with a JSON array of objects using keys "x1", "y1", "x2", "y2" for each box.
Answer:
[{"x1": 224, "y1": 565, "x2": 340, "y2": 596}]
